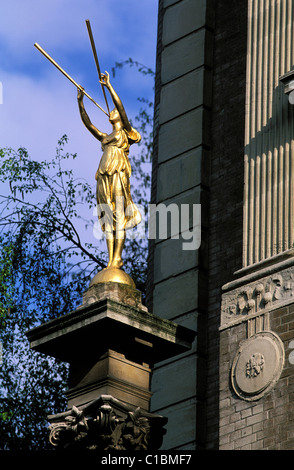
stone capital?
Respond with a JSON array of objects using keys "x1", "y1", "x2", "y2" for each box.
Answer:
[{"x1": 48, "y1": 394, "x2": 167, "y2": 451}]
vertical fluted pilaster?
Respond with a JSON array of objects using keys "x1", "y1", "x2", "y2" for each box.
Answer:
[{"x1": 243, "y1": 0, "x2": 294, "y2": 268}]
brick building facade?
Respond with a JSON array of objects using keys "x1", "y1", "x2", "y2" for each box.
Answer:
[{"x1": 147, "y1": 0, "x2": 294, "y2": 450}]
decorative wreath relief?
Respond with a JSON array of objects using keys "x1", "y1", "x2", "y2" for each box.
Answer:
[
  {"x1": 231, "y1": 331, "x2": 285, "y2": 401},
  {"x1": 246, "y1": 353, "x2": 265, "y2": 378}
]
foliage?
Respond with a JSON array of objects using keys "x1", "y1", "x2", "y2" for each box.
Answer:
[
  {"x1": 0, "y1": 62, "x2": 154, "y2": 449},
  {"x1": 0, "y1": 140, "x2": 106, "y2": 272},
  {"x1": 112, "y1": 58, "x2": 154, "y2": 79},
  {"x1": 0, "y1": 238, "x2": 14, "y2": 327},
  {"x1": 0, "y1": 140, "x2": 95, "y2": 449}
]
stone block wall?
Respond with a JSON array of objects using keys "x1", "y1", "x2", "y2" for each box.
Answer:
[
  {"x1": 149, "y1": 0, "x2": 294, "y2": 450},
  {"x1": 147, "y1": 0, "x2": 214, "y2": 450},
  {"x1": 148, "y1": 0, "x2": 248, "y2": 449}
]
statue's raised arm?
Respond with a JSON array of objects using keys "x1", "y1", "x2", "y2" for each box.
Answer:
[
  {"x1": 77, "y1": 88, "x2": 107, "y2": 142},
  {"x1": 100, "y1": 72, "x2": 132, "y2": 133}
]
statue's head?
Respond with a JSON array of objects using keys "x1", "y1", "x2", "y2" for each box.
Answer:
[{"x1": 109, "y1": 108, "x2": 121, "y2": 125}]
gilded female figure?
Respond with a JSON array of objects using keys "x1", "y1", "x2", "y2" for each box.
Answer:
[{"x1": 77, "y1": 72, "x2": 141, "y2": 270}]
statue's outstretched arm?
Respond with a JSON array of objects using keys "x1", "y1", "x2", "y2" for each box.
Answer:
[
  {"x1": 77, "y1": 89, "x2": 106, "y2": 141},
  {"x1": 100, "y1": 72, "x2": 132, "y2": 133}
]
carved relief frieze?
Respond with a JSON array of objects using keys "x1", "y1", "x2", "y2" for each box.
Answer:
[{"x1": 221, "y1": 266, "x2": 294, "y2": 327}]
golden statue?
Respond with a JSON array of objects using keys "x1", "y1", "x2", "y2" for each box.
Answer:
[
  {"x1": 34, "y1": 21, "x2": 142, "y2": 287},
  {"x1": 77, "y1": 72, "x2": 142, "y2": 286}
]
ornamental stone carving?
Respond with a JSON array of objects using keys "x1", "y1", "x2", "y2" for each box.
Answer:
[
  {"x1": 231, "y1": 332, "x2": 284, "y2": 401},
  {"x1": 47, "y1": 395, "x2": 167, "y2": 451},
  {"x1": 222, "y1": 265, "x2": 294, "y2": 327},
  {"x1": 246, "y1": 353, "x2": 265, "y2": 378}
]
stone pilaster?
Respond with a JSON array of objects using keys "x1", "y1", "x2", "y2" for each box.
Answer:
[{"x1": 243, "y1": 0, "x2": 294, "y2": 267}]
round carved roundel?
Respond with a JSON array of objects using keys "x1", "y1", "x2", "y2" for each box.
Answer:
[{"x1": 231, "y1": 331, "x2": 284, "y2": 401}]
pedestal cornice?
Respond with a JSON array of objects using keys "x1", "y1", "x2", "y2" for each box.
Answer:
[{"x1": 26, "y1": 294, "x2": 195, "y2": 365}]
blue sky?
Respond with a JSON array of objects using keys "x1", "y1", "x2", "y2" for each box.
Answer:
[
  {"x1": 0, "y1": 0, "x2": 158, "y2": 247},
  {"x1": 0, "y1": 0, "x2": 158, "y2": 183}
]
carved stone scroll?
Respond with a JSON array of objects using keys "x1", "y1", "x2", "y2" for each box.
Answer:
[{"x1": 47, "y1": 395, "x2": 167, "y2": 451}]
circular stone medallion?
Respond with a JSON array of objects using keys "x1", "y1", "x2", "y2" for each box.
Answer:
[{"x1": 231, "y1": 331, "x2": 284, "y2": 401}]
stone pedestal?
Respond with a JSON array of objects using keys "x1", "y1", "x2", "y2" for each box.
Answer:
[
  {"x1": 67, "y1": 349, "x2": 151, "y2": 410},
  {"x1": 26, "y1": 278, "x2": 195, "y2": 450}
]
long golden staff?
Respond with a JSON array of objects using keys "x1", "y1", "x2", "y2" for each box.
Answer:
[
  {"x1": 34, "y1": 43, "x2": 109, "y2": 117},
  {"x1": 85, "y1": 19, "x2": 111, "y2": 116}
]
